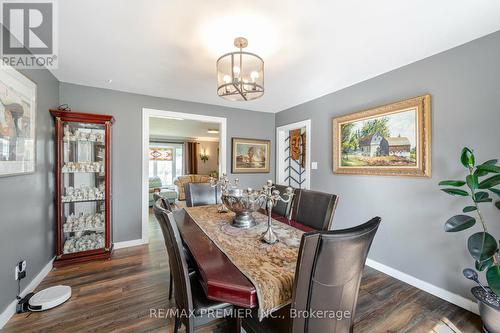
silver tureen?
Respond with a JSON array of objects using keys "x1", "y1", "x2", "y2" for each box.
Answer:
[{"x1": 221, "y1": 188, "x2": 264, "y2": 228}]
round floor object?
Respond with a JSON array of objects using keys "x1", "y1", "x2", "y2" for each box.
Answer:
[{"x1": 28, "y1": 285, "x2": 71, "y2": 311}]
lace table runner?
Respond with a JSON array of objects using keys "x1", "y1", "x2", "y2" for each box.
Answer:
[{"x1": 184, "y1": 205, "x2": 304, "y2": 316}]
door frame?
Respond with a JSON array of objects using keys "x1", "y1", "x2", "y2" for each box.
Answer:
[
  {"x1": 276, "y1": 119, "x2": 311, "y2": 189},
  {"x1": 141, "y1": 108, "x2": 227, "y2": 244}
]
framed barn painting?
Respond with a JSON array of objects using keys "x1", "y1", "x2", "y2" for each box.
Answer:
[
  {"x1": 232, "y1": 137, "x2": 270, "y2": 173},
  {"x1": 0, "y1": 66, "x2": 37, "y2": 177},
  {"x1": 333, "y1": 95, "x2": 431, "y2": 177}
]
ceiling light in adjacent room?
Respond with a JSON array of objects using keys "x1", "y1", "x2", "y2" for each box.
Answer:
[
  {"x1": 217, "y1": 37, "x2": 264, "y2": 101},
  {"x1": 159, "y1": 116, "x2": 185, "y2": 121},
  {"x1": 207, "y1": 129, "x2": 219, "y2": 134}
]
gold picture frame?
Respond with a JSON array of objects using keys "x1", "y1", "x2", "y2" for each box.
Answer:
[
  {"x1": 232, "y1": 137, "x2": 271, "y2": 174},
  {"x1": 332, "y1": 95, "x2": 431, "y2": 177}
]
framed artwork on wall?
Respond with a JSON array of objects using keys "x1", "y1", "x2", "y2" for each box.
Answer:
[
  {"x1": 332, "y1": 94, "x2": 431, "y2": 177},
  {"x1": 0, "y1": 66, "x2": 37, "y2": 177},
  {"x1": 232, "y1": 137, "x2": 270, "y2": 173}
]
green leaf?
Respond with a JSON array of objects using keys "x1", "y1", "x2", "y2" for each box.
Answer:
[
  {"x1": 475, "y1": 160, "x2": 498, "y2": 177},
  {"x1": 490, "y1": 188, "x2": 500, "y2": 197},
  {"x1": 444, "y1": 215, "x2": 476, "y2": 232},
  {"x1": 461, "y1": 147, "x2": 475, "y2": 168},
  {"x1": 441, "y1": 188, "x2": 469, "y2": 196},
  {"x1": 479, "y1": 175, "x2": 500, "y2": 189},
  {"x1": 468, "y1": 232, "x2": 498, "y2": 261},
  {"x1": 466, "y1": 174, "x2": 479, "y2": 190},
  {"x1": 487, "y1": 266, "x2": 500, "y2": 298},
  {"x1": 474, "y1": 191, "x2": 490, "y2": 201},
  {"x1": 474, "y1": 193, "x2": 493, "y2": 203},
  {"x1": 483, "y1": 159, "x2": 499, "y2": 166},
  {"x1": 438, "y1": 180, "x2": 466, "y2": 187},
  {"x1": 476, "y1": 257, "x2": 495, "y2": 272},
  {"x1": 463, "y1": 206, "x2": 477, "y2": 213},
  {"x1": 477, "y1": 164, "x2": 500, "y2": 174}
]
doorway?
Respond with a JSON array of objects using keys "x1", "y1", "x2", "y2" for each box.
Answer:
[
  {"x1": 276, "y1": 119, "x2": 311, "y2": 190},
  {"x1": 142, "y1": 108, "x2": 227, "y2": 244}
]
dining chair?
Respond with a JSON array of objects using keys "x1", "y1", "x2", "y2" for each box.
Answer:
[
  {"x1": 153, "y1": 200, "x2": 195, "y2": 301},
  {"x1": 242, "y1": 216, "x2": 381, "y2": 333},
  {"x1": 271, "y1": 184, "x2": 296, "y2": 218},
  {"x1": 153, "y1": 192, "x2": 172, "y2": 211},
  {"x1": 185, "y1": 183, "x2": 221, "y2": 207},
  {"x1": 291, "y1": 189, "x2": 339, "y2": 230},
  {"x1": 154, "y1": 203, "x2": 236, "y2": 333}
]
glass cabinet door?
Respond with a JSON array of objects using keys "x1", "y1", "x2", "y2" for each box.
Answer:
[{"x1": 60, "y1": 122, "x2": 106, "y2": 254}]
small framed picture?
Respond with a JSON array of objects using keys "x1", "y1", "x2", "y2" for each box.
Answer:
[
  {"x1": 232, "y1": 138, "x2": 271, "y2": 174},
  {"x1": 332, "y1": 95, "x2": 431, "y2": 177}
]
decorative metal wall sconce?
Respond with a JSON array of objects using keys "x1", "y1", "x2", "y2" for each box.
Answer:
[{"x1": 200, "y1": 148, "x2": 209, "y2": 163}]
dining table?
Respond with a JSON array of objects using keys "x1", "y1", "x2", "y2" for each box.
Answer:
[{"x1": 173, "y1": 205, "x2": 314, "y2": 309}]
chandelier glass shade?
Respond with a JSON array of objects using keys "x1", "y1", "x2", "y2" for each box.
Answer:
[{"x1": 217, "y1": 37, "x2": 264, "y2": 101}]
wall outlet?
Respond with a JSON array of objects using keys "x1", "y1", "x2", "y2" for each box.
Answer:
[
  {"x1": 15, "y1": 260, "x2": 26, "y2": 281},
  {"x1": 311, "y1": 162, "x2": 318, "y2": 170}
]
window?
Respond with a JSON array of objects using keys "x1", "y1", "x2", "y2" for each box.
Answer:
[{"x1": 149, "y1": 142, "x2": 183, "y2": 186}]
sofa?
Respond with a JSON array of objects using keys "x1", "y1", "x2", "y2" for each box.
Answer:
[
  {"x1": 148, "y1": 177, "x2": 177, "y2": 206},
  {"x1": 174, "y1": 174, "x2": 211, "y2": 201}
]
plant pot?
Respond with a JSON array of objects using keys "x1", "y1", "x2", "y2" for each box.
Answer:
[{"x1": 472, "y1": 286, "x2": 500, "y2": 333}]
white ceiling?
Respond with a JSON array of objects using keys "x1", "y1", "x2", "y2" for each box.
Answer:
[
  {"x1": 53, "y1": 0, "x2": 500, "y2": 113},
  {"x1": 149, "y1": 117, "x2": 219, "y2": 142}
]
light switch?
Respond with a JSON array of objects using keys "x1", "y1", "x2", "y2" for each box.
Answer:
[{"x1": 311, "y1": 162, "x2": 318, "y2": 170}]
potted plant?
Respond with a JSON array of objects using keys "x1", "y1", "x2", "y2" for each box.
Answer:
[{"x1": 439, "y1": 147, "x2": 500, "y2": 332}]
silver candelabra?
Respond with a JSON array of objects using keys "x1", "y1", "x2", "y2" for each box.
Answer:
[
  {"x1": 210, "y1": 173, "x2": 239, "y2": 213},
  {"x1": 259, "y1": 180, "x2": 294, "y2": 244}
]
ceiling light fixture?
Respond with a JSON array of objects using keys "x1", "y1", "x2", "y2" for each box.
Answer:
[
  {"x1": 161, "y1": 116, "x2": 185, "y2": 121},
  {"x1": 217, "y1": 37, "x2": 264, "y2": 101},
  {"x1": 207, "y1": 129, "x2": 219, "y2": 134}
]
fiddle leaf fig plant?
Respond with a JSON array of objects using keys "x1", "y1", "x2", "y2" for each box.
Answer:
[{"x1": 439, "y1": 147, "x2": 500, "y2": 296}]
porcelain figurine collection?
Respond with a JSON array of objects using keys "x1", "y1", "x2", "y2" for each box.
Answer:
[
  {"x1": 63, "y1": 127, "x2": 105, "y2": 143},
  {"x1": 63, "y1": 212, "x2": 105, "y2": 233},
  {"x1": 62, "y1": 184, "x2": 105, "y2": 202},
  {"x1": 63, "y1": 233, "x2": 105, "y2": 254},
  {"x1": 62, "y1": 161, "x2": 104, "y2": 173}
]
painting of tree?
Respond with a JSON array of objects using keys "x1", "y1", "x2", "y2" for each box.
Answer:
[{"x1": 359, "y1": 117, "x2": 390, "y2": 138}]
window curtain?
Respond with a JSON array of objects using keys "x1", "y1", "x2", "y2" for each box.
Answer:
[{"x1": 186, "y1": 141, "x2": 198, "y2": 174}]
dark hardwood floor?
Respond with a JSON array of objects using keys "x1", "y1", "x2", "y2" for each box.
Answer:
[{"x1": 3, "y1": 213, "x2": 483, "y2": 333}]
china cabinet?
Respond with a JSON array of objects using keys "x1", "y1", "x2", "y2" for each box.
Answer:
[{"x1": 50, "y1": 110, "x2": 114, "y2": 267}]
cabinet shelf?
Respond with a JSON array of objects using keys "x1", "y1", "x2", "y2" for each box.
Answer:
[
  {"x1": 63, "y1": 228, "x2": 105, "y2": 233},
  {"x1": 62, "y1": 198, "x2": 105, "y2": 203},
  {"x1": 63, "y1": 140, "x2": 105, "y2": 145}
]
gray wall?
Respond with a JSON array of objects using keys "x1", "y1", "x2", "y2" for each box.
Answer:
[
  {"x1": 0, "y1": 69, "x2": 59, "y2": 313},
  {"x1": 59, "y1": 83, "x2": 275, "y2": 242},
  {"x1": 276, "y1": 30, "x2": 500, "y2": 301}
]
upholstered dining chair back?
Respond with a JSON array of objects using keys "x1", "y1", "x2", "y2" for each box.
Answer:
[
  {"x1": 153, "y1": 203, "x2": 194, "y2": 316},
  {"x1": 291, "y1": 189, "x2": 338, "y2": 230},
  {"x1": 185, "y1": 183, "x2": 221, "y2": 207},
  {"x1": 153, "y1": 193, "x2": 172, "y2": 211},
  {"x1": 271, "y1": 184, "x2": 296, "y2": 218},
  {"x1": 290, "y1": 217, "x2": 381, "y2": 333}
]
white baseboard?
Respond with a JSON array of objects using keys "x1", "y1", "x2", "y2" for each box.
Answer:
[
  {"x1": 113, "y1": 238, "x2": 146, "y2": 249},
  {"x1": 0, "y1": 257, "x2": 55, "y2": 329},
  {"x1": 365, "y1": 258, "x2": 479, "y2": 315}
]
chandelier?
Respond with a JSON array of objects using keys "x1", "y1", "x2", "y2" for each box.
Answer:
[{"x1": 217, "y1": 37, "x2": 264, "y2": 101}]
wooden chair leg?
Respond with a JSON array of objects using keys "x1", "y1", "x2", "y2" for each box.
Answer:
[
  {"x1": 169, "y1": 271, "x2": 173, "y2": 300},
  {"x1": 174, "y1": 315, "x2": 181, "y2": 333},
  {"x1": 234, "y1": 316, "x2": 241, "y2": 333}
]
